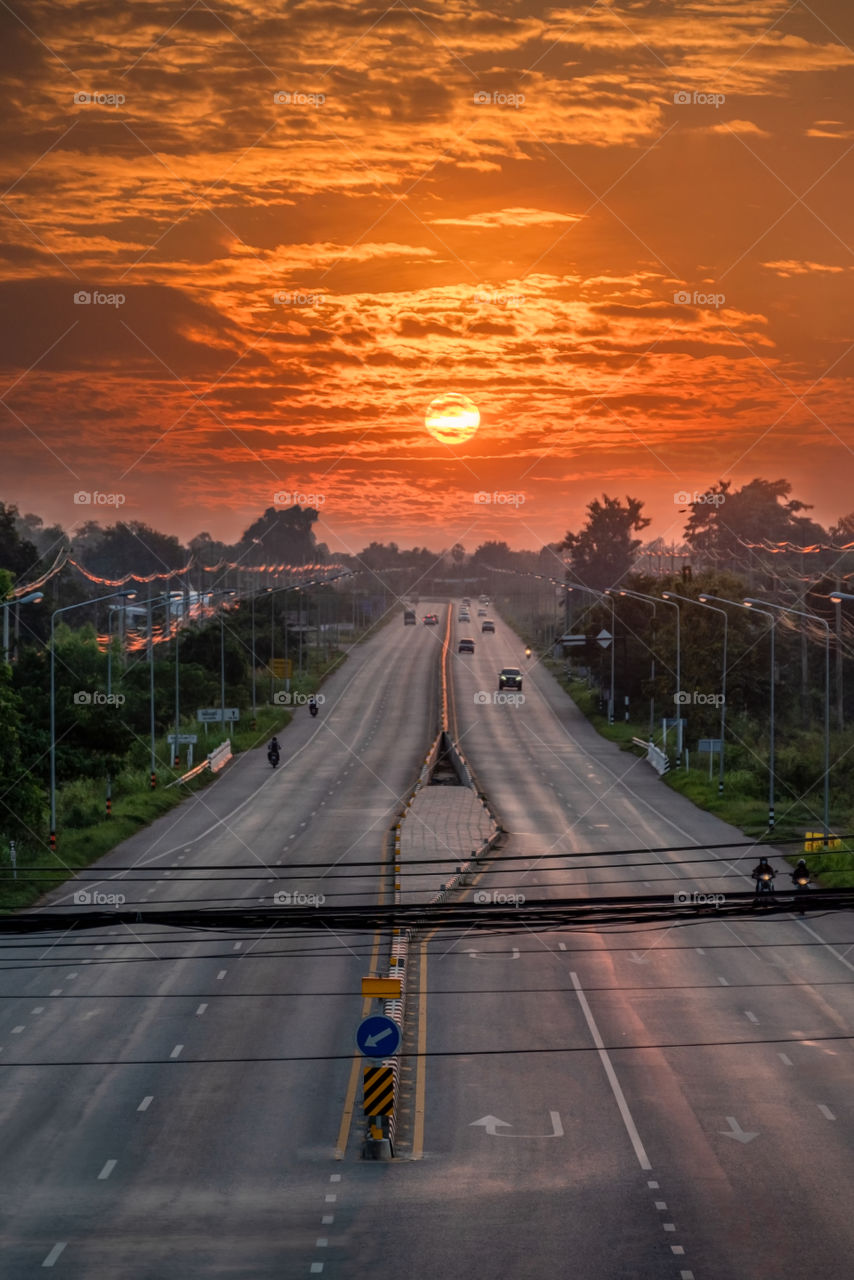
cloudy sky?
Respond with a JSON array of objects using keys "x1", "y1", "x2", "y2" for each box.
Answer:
[{"x1": 2, "y1": 0, "x2": 854, "y2": 556}]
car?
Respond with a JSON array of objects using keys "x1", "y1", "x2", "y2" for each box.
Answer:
[
  {"x1": 423, "y1": 613, "x2": 439, "y2": 625},
  {"x1": 499, "y1": 667, "x2": 522, "y2": 690},
  {"x1": 403, "y1": 609, "x2": 416, "y2": 625},
  {"x1": 477, "y1": 607, "x2": 487, "y2": 616},
  {"x1": 462, "y1": 598, "x2": 471, "y2": 607},
  {"x1": 479, "y1": 595, "x2": 489, "y2": 604},
  {"x1": 459, "y1": 610, "x2": 470, "y2": 619},
  {"x1": 481, "y1": 618, "x2": 495, "y2": 633},
  {"x1": 458, "y1": 637, "x2": 475, "y2": 654}
]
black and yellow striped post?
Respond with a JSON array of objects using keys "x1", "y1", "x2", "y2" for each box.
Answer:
[{"x1": 363, "y1": 1066, "x2": 394, "y2": 1156}]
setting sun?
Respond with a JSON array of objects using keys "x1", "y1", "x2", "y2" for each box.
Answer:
[{"x1": 424, "y1": 393, "x2": 481, "y2": 446}]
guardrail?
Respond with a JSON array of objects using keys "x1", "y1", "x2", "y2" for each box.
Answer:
[
  {"x1": 165, "y1": 738, "x2": 233, "y2": 788},
  {"x1": 632, "y1": 736, "x2": 670, "y2": 776}
]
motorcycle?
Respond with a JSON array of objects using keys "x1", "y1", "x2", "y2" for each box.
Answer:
[
  {"x1": 267, "y1": 747, "x2": 280, "y2": 768},
  {"x1": 309, "y1": 700, "x2": 318, "y2": 718}
]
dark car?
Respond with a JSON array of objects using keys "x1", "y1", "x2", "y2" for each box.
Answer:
[
  {"x1": 423, "y1": 613, "x2": 439, "y2": 625},
  {"x1": 404, "y1": 609, "x2": 416, "y2": 625},
  {"x1": 458, "y1": 637, "x2": 475, "y2": 654},
  {"x1": 481, "y1": 618, "x2": 495, "y2": 633},
  {"x1": 498, "y1": 667, "x2": 522, "y2": 690}
]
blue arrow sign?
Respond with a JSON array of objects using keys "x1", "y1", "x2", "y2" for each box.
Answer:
[{"x1": 356, "y1": 1014, "x2": 402, "y2": 1058}]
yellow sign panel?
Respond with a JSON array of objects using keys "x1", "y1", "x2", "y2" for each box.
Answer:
[
  {"x1": 363, "y1": 1066, "x2": 394, "y2": 1116},
  {"x1": 361, "y1": 977, "x2": 402, "y2": 998},
  {"x1": 805, "y1": 831, "x2": 841, "y2": 852},
  {"x1": 271, "y1": 658, "x2": 292, "y2": 678}
]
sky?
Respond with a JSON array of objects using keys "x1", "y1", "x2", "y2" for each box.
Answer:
[{"x1": 2, "y1": 0, "x2": 854, "y2": 559}]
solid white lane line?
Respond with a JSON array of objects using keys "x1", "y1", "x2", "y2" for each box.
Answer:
[
  {"x1": 196, "y1": 1004, "x2": 208, "y2": 1016},
  {"x1": 170, "y1": 1044, "x2": 183, "y2": 1058},
  {"x1": 778, "y1": 1053, "x2": 793, "y2": 1066},
  {"x1": 42, "y1": 1243, "x2": 66, "y2": 1267},
  {"x1": 97, "y1": 1160, "x2": 116, "y2": 1180},
  {"x1": 571, "y1": 972, "x2": 652, "y2": 1170},
  {"x1": 818, "y1": 1105, "x2": 836, "y2": 1120},
  {"x1": 137, "y1": 1096, "x2": 153, "y2": 1111}
]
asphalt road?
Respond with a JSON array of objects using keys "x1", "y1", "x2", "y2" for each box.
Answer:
[
  {"x1": 0, "y1": 609, "x2": 443, "y2": 1277},
  {"x1": 3, "y1": 601, "x2": 854, "y2": 1278},
  {"x1": 334, "y1": 606, "x2": 854, "y2": 1280}
]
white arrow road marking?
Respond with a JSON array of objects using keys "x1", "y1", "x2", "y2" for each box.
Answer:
[
  {"x1": 470, "y1": 1111, "x2": 563, "y2": 1137},
  {"x1": 719, "y1": 1116, "x2": 759, "y2": 1143}
]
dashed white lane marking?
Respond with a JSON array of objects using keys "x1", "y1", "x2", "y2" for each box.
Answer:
[
  {"x1": 330, "y1": 1174, "x2": 341, "y2": 1181},
  {"x1": 95, "y1": 944, "x2": 104, "y2": 951},
  {"x1": 137, "y1": 1096, "x2": 153, "y2": 1112},
  {"x1": 233, "y1": 942, "x2": 242, "y2": 951},
  {"x1": 695, "y1": 948, "x2": 705, "y2": 955},
  {"x1": 32, "y1": 1007, "x2": 44, "y2": 1015},
  {"x1": 680, "y1": 1272, "x2": 695, "y2": 1279},
  {"x1": 310, "y1": 1266, "x2": 324, "y2": 1275},
  {"x1": 217, "y1": 970, "x2": 227, "y2": 980},
  {"x1": 655, "y1": 1201, "x2": 667, "y2": 1210},
  {"x1": 50, "y1": 989, "x2": 61, "y2": 996},
  {"x1": 744, "y1": 1011, "x2": 758, "y2": 1023},
  {"x1": 12, "y1": 1026, "x2": 24, "y2": 1034},
  {"x1": 316, "y1": 1239, "x2": 328, "y2": 1247},
  {"x1": 196, "y1": 1004, "x2": 208, "y2": 1016},
  {"x1": 42, "y1": 1243, "x2": 66, "y2": 1267},
  {"x1": 818, "y1": 1105, "x2": 836, "y2": 1120},
  {"x1": 647, "y1": 1180, "x2": 659, "y2": 1189},
  {"x1": 97, "y1": 1160, "x2": 117, "y2": 1180},
  {"x1": 321, "y1": 1215, "x2": 333, "y2": 1224},
  {"x1": 779, "y1": 1053, "x2": 793, "y2": 1066},
  {"x1": 663, "y1": 1222, "x2": 675, "y2": 1232},
  {"x1": 325, "y1": 1194, "x2": 336, "y2": 1202},
  {"x1": 671, "y1": 1246, "x2": 685, "y2": 1255},
  {"x1": 717, "y1": 976, "x2": 728, "y2": 985},
  {"x1": 170, "y1": 1044, "x2": 184, "y2": 1058},
  {"x1": 571, "y1": 973, "x2": 651, "y2": 1170},
  {"x1": 558, "y1": 943, "x2": 566, "y2": 950},
  {"x1": 66, "y1": 974, "x2": 77, "y2": 981}
]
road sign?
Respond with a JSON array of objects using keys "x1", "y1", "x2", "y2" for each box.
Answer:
[
  {"x1": 356, "y1": 1014, "x2": 402, "y2": 1058},
  {"x1": 196, "y1": 708, "x2": 240, "y2": 723},
  {"x1": 697, "y1": 738, "x2": 722, "y2": 754},
  {"x1": 167, "y1": 733, "x2": 198, "y2": 745},
  {"x1": 363, "y1": 1066, "x2": 394, "y2": 1116},
  {"x1": 361, "y1": 977, "x2": 402, "y2": 998},
  {"x1": 560, "y1": 634, "x2": 587, "y2": 646},
  {"x1": 271, "y1": 658, "x2": 292, "y2": 678},
  {"x1": 597, "y1": 629, "x2": 612, "y2": 649}
]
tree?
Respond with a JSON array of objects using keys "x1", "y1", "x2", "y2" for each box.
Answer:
[
  {"x1": 72, "y1": 521, "x2": 188, "y2": 579},
  {"x1": 238, "y1": 506, "x2": 320, "y2": 565},
  {"x1": 683, "y1": 479, "x2": 827, "y2": 562},
  {"x1": 560, "y1": 495, "x2": 650, "y2": 590}
]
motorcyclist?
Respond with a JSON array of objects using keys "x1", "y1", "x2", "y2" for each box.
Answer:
[
  {"x1": 751, "y1": 856, "x2": 775, "y2": 904},
  {"x1": 308, "y1": 695, "x2": 318, "y2": 717},
  {"x1": 269, "y1": 737, "x2": 280, "y2": 754}
]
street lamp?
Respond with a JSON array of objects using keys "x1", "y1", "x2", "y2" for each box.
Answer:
[
  {"x1": 567, "y1": 584, "x2": 615, "y2": 723},
  {"x1": 665, "y1": 591, "x2": 729, "y2": 794},
  {"x1": 704, "y1": 594, "x2": 776, "y2": 830},
  {"x1": 2, "y1": 590, "x2": 44, "y2": 663},
  {"x1": 213, "y1": 590, "x2": 237, "y2": 729},
  {"x1": 761, "y1": 598, "x2": 833, "y2": 840},
  {"x1": 608, "y1": 588, "x2": 656, "y2": 737},
  {"x1": 50, "y1": 589, "x2": 136, "y2": 849},
  {"x1": 619, "y1": 587, "x2": 681, "y2": 755}
]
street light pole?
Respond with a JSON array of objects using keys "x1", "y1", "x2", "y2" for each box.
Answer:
[
  {"x1": 567, "y1": 584, "x2": 615, "y2": 722},
  {"x1": 2, "y1": 590, "x2": 44, "y2": 664},
  {"x1": 50, "y1": 589, "x2": 135, "y2": 849},
  {"x1": 666, "y1": 591, "x2": 729, "y2": 794},
  {"x1": 618, "y1": 587, "x2": 681, "y2": 755}
]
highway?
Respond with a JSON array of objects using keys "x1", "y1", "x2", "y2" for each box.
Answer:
[{"x1": 2, "y1": 602, "x2": 854, "y2": 1277}]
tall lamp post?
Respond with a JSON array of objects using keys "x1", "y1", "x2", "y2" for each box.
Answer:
[
  {"x1": 50, "y1": 589, "x2": 136, "y2": 849},
  {"x1": 665, "y1": 591, "x2": 729, "y2": 794},
  {"x1": 618, "y1": 587, "x2": 681, "y2": 755},
  {"x1": 610, "y1": 588, "x2": 656, "y2": 737},
  {"x1": 705, "y1": 594, "x2": 776, "y2": 830},
  {"x1": 567, "y1": 584, "x2": 615, "y2": 723},
  {"x1": 2, "y1": 590, "x2": 44, "y2": 664},
  {"x1": 761, "y1": 598, "x2": 832, "y2": 841}
]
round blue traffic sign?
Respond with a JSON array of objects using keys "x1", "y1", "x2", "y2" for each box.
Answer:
[{"x1": 356, "y1": 1014, "x2": 402, "y2": 1058}]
